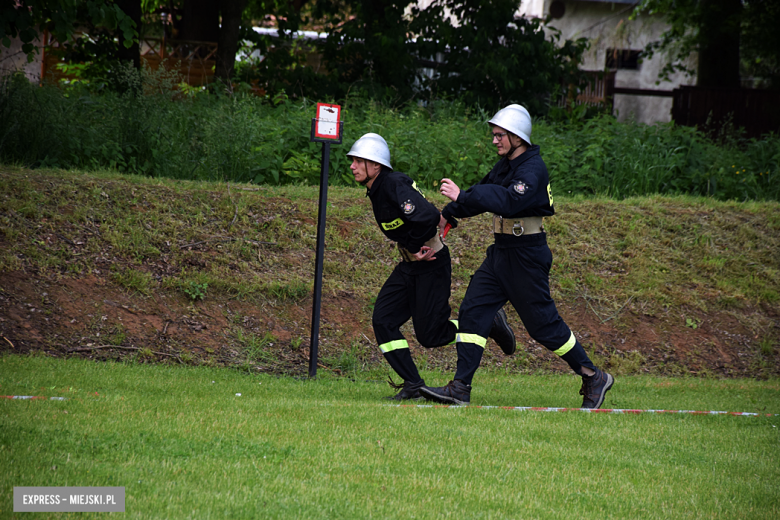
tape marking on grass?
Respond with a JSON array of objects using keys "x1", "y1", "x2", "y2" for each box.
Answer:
[
  {"x1": 2, "y1": 396, "x2": 67, "y2": 400},
  {"x1": 4, "y1": 396, "x2": 774, "y2": 417},
  {"x1": 389, "y1": 404, "x2": 777, "y2": 416}
]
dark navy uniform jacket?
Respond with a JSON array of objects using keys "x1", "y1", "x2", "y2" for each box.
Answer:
[
  {"x1": 367, "y1": 170, "x2": 440, "y2": 254},
  {"x1": 441, "y1": 145, "x2": 554, "y2": 221}
]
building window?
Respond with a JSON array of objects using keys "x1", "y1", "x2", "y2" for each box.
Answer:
[
  {"x1": 549, "y1": 1, "x2": 566, "y2": 19},
  {"x1": 606, "y1": 49, "x2": 641, "y2": 70}
]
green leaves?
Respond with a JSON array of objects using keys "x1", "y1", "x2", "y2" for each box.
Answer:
[
  {"x1": 1, "y1": 1, "x2": 139, "y2": 60},
  {"x1": 184, "y1": 281, "x2": 208, "y2": 301},
  {"x1": 408, "y1": 0, "x2": 587, "y2": 114}
]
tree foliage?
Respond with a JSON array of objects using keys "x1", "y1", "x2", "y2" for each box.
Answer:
[
  {"x1": 741, "y1": 0, "x2": 780, "y2": 88},
  {"x1": 3, "y1": 0, "x2": 592, "y2": 109},
  {"x1": 410, "y1": 0, "x2": 587, "y2": 114},
  {"x1": 1, "y1": 0, "x2": 137, "y2": 58},
  {"x1": 294, "y1": 0, "x2": 587, "y2": 113},
  {"x1": 634, "y1": 0, "x2": 780, "y2": 89},
  {"x1": 317, "y1": 0, "x2": 417, "y2": 103}
]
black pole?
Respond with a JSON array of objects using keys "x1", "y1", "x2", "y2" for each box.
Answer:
[{"x1": 309, "y1": 141, "x2": 330, "y2": 377}]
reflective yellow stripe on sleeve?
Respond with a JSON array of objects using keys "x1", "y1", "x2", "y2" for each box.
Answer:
[
  {"x1": 456, "y1": 333, "x2": 487, "y2": 348},
  {"x1": 379, "y1": 339, "x2": 409, "y2": 353},
  {"x1": 553, "y1": 332, "x2": 576, "y2": 357},
  {"x1": 381, "y1": 218, "x2": 404, "y2": 231}
]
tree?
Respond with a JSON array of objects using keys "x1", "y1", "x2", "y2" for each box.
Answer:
[
  {"x1": 160, "y1": 0, "x2": 253, "y2": 84},
  {"x1": 634, "y1": 0, "x2": 780, "y2": 89},
  {"x1": 697, "y1": 0, "x2": 741, "y2": 88},
  {"x1": 215, "y1": 0, "x2": 249, "y2": 83},
  {"x1": 741, "y1": 0, "x2": 780, "y2": 88},
  {"x1": 116, "y1": 0, "x2": 142, "y2": 69},
  {"x1": 312, "y1": 0, "x2": 587, "y2": 110},
  {"x1": 318, "y1": 0, "x2": 417, "y2": 102},
  {"x1": 410, "y1": 0, "x2": 587, "y2": 113},
  {"x1": 1, "y1": 0, "x2": 137, "y2": 62},
  {"x1": 177, "y1": 0, "x2": 219, "y2": 41}
]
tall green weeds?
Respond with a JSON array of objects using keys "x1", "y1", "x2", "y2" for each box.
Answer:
[{"x1": 1, "y1": 74, "x2": 778, "y2": 201}]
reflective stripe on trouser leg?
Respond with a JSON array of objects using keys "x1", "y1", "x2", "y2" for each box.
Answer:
[
  {"x1": 374, "y1": 255, "x2": 456, "y2": 350},
  {"x1": 447, "y1": 320, "x2": 459, "y2": 344},
  {"x1": 456, "y1": 333, "x2": 487, "y2": 347},
  {"x1": 492, "y1": 238, "x2": 596, "y2": 375},
  {"x1": 454, "y1": 339, "x2": 486, "y2": 386},
  {"x1": 454, "y1": 330, "x2": 489, "y2": 386},
  {"x1": 452, "y1": 251, "x2": 511, "y2": 385},
  {"x1": 553, "y1": 332, "x2": 576, "y2": 356},
  {"x1": 379, "y1": 339, "x2": 409, "y2": 353},
  {"x1": 559, "y1": 339, "x2": 596, "y2": 375}
]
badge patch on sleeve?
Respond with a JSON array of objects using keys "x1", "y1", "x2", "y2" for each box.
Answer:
[
  {"x1": 513, "y1": 182, "x2": 527, "y2": 195},
  {"x1": 402, "y1": 200, "x2": 415, "y2": 215}
]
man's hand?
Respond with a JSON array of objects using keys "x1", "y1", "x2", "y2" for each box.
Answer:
[
  {"x1": 412, "y1": 246, "x2": 437, "y2": 261},
  {"x1": 440, "y1": 178, "x2": 460, "y2": 202}
]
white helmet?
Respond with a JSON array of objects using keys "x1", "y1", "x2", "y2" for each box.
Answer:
[
  {"x1": 488, "y1": 104, "x2": 532, "y2": 145},
  {"x1": 346, "y1": 133, "x2": 392, "y2": 170}
]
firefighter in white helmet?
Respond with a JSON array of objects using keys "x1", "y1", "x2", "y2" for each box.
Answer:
[
  {"x1": 347, "y1": 133, "x2": 515, "y2": 399},
  {"x1": 421, "y1": 105, "x2": 615, "y2": 408}
]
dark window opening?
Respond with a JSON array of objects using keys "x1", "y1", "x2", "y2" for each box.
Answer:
[
  {"x1": 606, "y1": 49, "x2": 641, "y2": 70},
  {"x1": 549, "y1": 1, "x2": 566, "y2": 19}
]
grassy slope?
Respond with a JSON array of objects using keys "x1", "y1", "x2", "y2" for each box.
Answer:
[{"x1": 0, "y1": 165, "x2": 778, "y2": 378}]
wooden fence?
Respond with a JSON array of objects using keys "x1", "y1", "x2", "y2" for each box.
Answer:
[
  {"x1": 561, "y1": 73, "x2": 780, "y2": 138},
  {"x1": 139, "y1": 37, "x2": 217, "y2": 86},
  {"x1": 671, "y1": 86, "x2": 780, "y2": 138},
  {"x1": 42, "y1": 35, "x2": 218, "y2": 87},
  {"x1": 558, "y1": 71, "x2": 615, "y2": 110}
]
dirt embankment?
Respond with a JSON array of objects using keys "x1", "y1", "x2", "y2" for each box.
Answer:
[{"x1": 1, "y1": 167, "x2": 778, "y2": 378}]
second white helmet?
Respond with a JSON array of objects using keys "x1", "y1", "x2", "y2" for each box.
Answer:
[
  {"x1": 346, "y1": 133, "x2": 392, "y2": 170},
  {"x1": 488, "y1": 104, "x2": 532, "y2": 145}
]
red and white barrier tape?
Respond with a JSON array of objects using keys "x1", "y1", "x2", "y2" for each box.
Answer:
[
  {"x1": 3, "y1": 396, "x2": 775, "y2": 416},
  {"x1": 2, "y1": 396, "x2": 67, "y2": 400},
  {"x1": 390, "y1": 404, "x2": 777, "y2": 417}
]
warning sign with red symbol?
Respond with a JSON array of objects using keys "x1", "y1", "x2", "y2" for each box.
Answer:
[{"x1": 314, "y1": 103, "x2": 341, "y2": 139}]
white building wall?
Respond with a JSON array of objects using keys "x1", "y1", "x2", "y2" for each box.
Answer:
[
  {"x1": 521, "y1": 0, "x2": 696, "y2": 124},
  {"x1": 0, "y1": 35, "x2": 44, "y2": 83}
]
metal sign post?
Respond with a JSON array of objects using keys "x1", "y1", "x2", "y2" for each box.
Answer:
[{"x1": 308, "y1": 103, "x2": 343, "y2": 378}]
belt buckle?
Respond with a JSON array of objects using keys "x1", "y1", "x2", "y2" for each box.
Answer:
[
  {"x1": 512, "y1": 219, "x2": 524, "y2": 236},
  {"x1": 495, "y1": 214, "x2": 504, "y2": 234}
]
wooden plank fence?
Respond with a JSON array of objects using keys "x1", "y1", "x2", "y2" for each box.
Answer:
[
  {"x1": 559, "y1": 71, "x2": 615, "y2": 111},
  {"x1": 561, "y1": 72, "x2": 779, "y2": 138},
  {"x1": 671, "y1": 86, "x2": 780, "y2": 139},
  {"x1": 42, "y1": 35, "x2": 218, "y2": 87}
]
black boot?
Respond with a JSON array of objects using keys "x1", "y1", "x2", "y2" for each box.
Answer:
[
  {"x1": 489, "y1": 308, "x2": 516, "y2": 355},
  {"x1": 579, "y1": 369, "x2": 614, "y2": 409},
  {"x1": 385, "y1": 377, "x2": 426, "y2": 401},
  {"x1": 419, "y1": 379, "x2": 471, "y2": 405}
]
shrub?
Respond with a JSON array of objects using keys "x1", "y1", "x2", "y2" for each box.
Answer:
[{"x1": 1, "y1": 74, "x2": 778, "y2": 201}]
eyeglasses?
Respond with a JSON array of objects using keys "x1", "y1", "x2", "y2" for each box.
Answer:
[{"x1": 492, "y1": 132, "x2": 508, "y2": 141}]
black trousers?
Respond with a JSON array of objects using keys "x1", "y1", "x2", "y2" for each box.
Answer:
[
  {"x1": 372, "y1": 246, "x2": 457, "y2": 383},
  {"x1": 454, "y1": 233, "x2": 596, "y2": 385}
]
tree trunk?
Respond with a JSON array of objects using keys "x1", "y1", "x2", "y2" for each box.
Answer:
[
  {"x1": 697, "y1": 0, "x2": 742, "y2": 88},
  {"x1": 179, "y1": 0, "x2": 220, "y2": 42},
  {"x1": 215, "y1": 0, "x2": 248, "y2": 83},
  {"x1": 360, "y1": 0, "x2": 411, "y2": 89},
  {"x1": 116, "y1": 0, "x2": 142, "y2": 69}
]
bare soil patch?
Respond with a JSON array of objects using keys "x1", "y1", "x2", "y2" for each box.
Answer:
[{"x1": 1, "y1": 167, "x2": 778, "y2": 378}]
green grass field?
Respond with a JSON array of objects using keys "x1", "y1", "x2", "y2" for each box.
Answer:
[{"x1": 1, "y1": 356, "x2": 778, "y2": 519}]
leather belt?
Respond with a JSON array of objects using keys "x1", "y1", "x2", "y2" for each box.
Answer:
[
  {"x1": 399, "y1": 234, "x2": 444, "y2": 262},
  {"x1": 493, "y1": 215, "x2": 544, "y2": 236}
]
